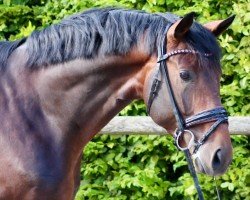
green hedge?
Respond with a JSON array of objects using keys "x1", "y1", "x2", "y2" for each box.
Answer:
[
  {"x1": 1, "y1": 0, "x2": 249, "y2": 199},
  {"x1": 77, "y1": 135, "x2": 250, "y2": 200}
]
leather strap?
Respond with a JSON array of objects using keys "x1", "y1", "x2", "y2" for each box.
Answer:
[{"x1": 158, "y1": 24, "x2": 186, "y2": 132}]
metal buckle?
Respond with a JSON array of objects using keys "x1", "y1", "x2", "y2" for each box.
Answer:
[{"x1": 175, "y1": 129, "x2": 195, "y2": 151}]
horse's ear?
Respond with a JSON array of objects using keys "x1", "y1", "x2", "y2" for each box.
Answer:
[
  {"x1": 174, "y1": 12, "x2": 195, "y2": 40},
  {"x1": 203, "y1": 15, "x2": 235, "y2": 37}
]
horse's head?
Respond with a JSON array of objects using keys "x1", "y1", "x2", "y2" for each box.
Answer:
[{"x1": 144, "y1": 14, "x2": 235, "y2": 176}]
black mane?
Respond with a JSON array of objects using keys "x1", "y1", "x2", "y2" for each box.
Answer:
[
  {"x1": 0, "y1": 8, "x2": 221, "y2": 69},
  {"x1": 0, "y1": 38, "x2": 26, "y2": 68}
]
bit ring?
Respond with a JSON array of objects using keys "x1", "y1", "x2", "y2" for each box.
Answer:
[{"x1": 176, "y1": 129, "x2": 195, "y2": 151}]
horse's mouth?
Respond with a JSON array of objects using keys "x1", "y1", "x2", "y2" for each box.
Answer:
[{"x1": 193, "y1": 157, "x2": 206, "y2": 174}]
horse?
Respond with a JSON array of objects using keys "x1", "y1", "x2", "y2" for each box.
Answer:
[{"x1": 0, "y1": 8, "x2": 234, "y2": 200}]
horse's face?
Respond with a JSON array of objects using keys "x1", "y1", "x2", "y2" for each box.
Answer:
[{"x1": 144, "y1": 14, "x2": 235, "y2": 176}]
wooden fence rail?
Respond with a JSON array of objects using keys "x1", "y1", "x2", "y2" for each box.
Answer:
[{"x1": 100, "y1": 116, "x2": 250, "y2": 135}]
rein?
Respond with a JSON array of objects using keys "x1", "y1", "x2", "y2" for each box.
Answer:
[{"x1": 147, "y1": 23, "x2": 228, "y2": 200}]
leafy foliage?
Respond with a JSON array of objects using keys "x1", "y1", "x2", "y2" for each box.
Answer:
[
  {"x1": 0, "y1": 0, "x2": 249, "y2": 199},
  {"x1": 76, "y1": 135, "x2": 250, "y2": 200}
]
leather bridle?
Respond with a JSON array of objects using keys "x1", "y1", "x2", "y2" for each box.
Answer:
[{"x1": 147, "y1": 23, "x2": 228, "y2": 200}]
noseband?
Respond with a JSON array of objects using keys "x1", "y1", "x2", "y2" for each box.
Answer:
[{"x1": 147, "y1": 23, "x2": 228, "y2": 200}]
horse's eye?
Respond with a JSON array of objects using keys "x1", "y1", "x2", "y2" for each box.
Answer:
[{"x1": 180, "y1": 71, "x2": 191, "y2": 81}]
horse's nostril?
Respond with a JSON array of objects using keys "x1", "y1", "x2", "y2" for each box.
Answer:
[{"x1": 212, "y1": 149, "x2": 222, "y2": 170}]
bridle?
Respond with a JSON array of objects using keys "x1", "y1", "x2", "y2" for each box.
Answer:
[{"x1": 147, "y1": 23, "x2": 228, "y2": 200}]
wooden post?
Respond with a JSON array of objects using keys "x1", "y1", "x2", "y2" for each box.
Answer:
[{"x1": 99, "y1": 116, "x2": 250, "y2": 135}]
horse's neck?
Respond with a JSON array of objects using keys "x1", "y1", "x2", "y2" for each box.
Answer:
[
  {"x1": 3, "y1": 43, "x2": 155, "y2": 179},
  {"x1": 31, "y1": 51, "x2": 153, "y2": 145}
]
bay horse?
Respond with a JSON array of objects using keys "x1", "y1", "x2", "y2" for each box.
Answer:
[{"x1": 0, "y1": 8, "x2": 234, "y2": 200}]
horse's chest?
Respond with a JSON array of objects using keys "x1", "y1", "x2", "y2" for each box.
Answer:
[{"x1": 0, "y1": 140, "x2": 72, "y2": 200}]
